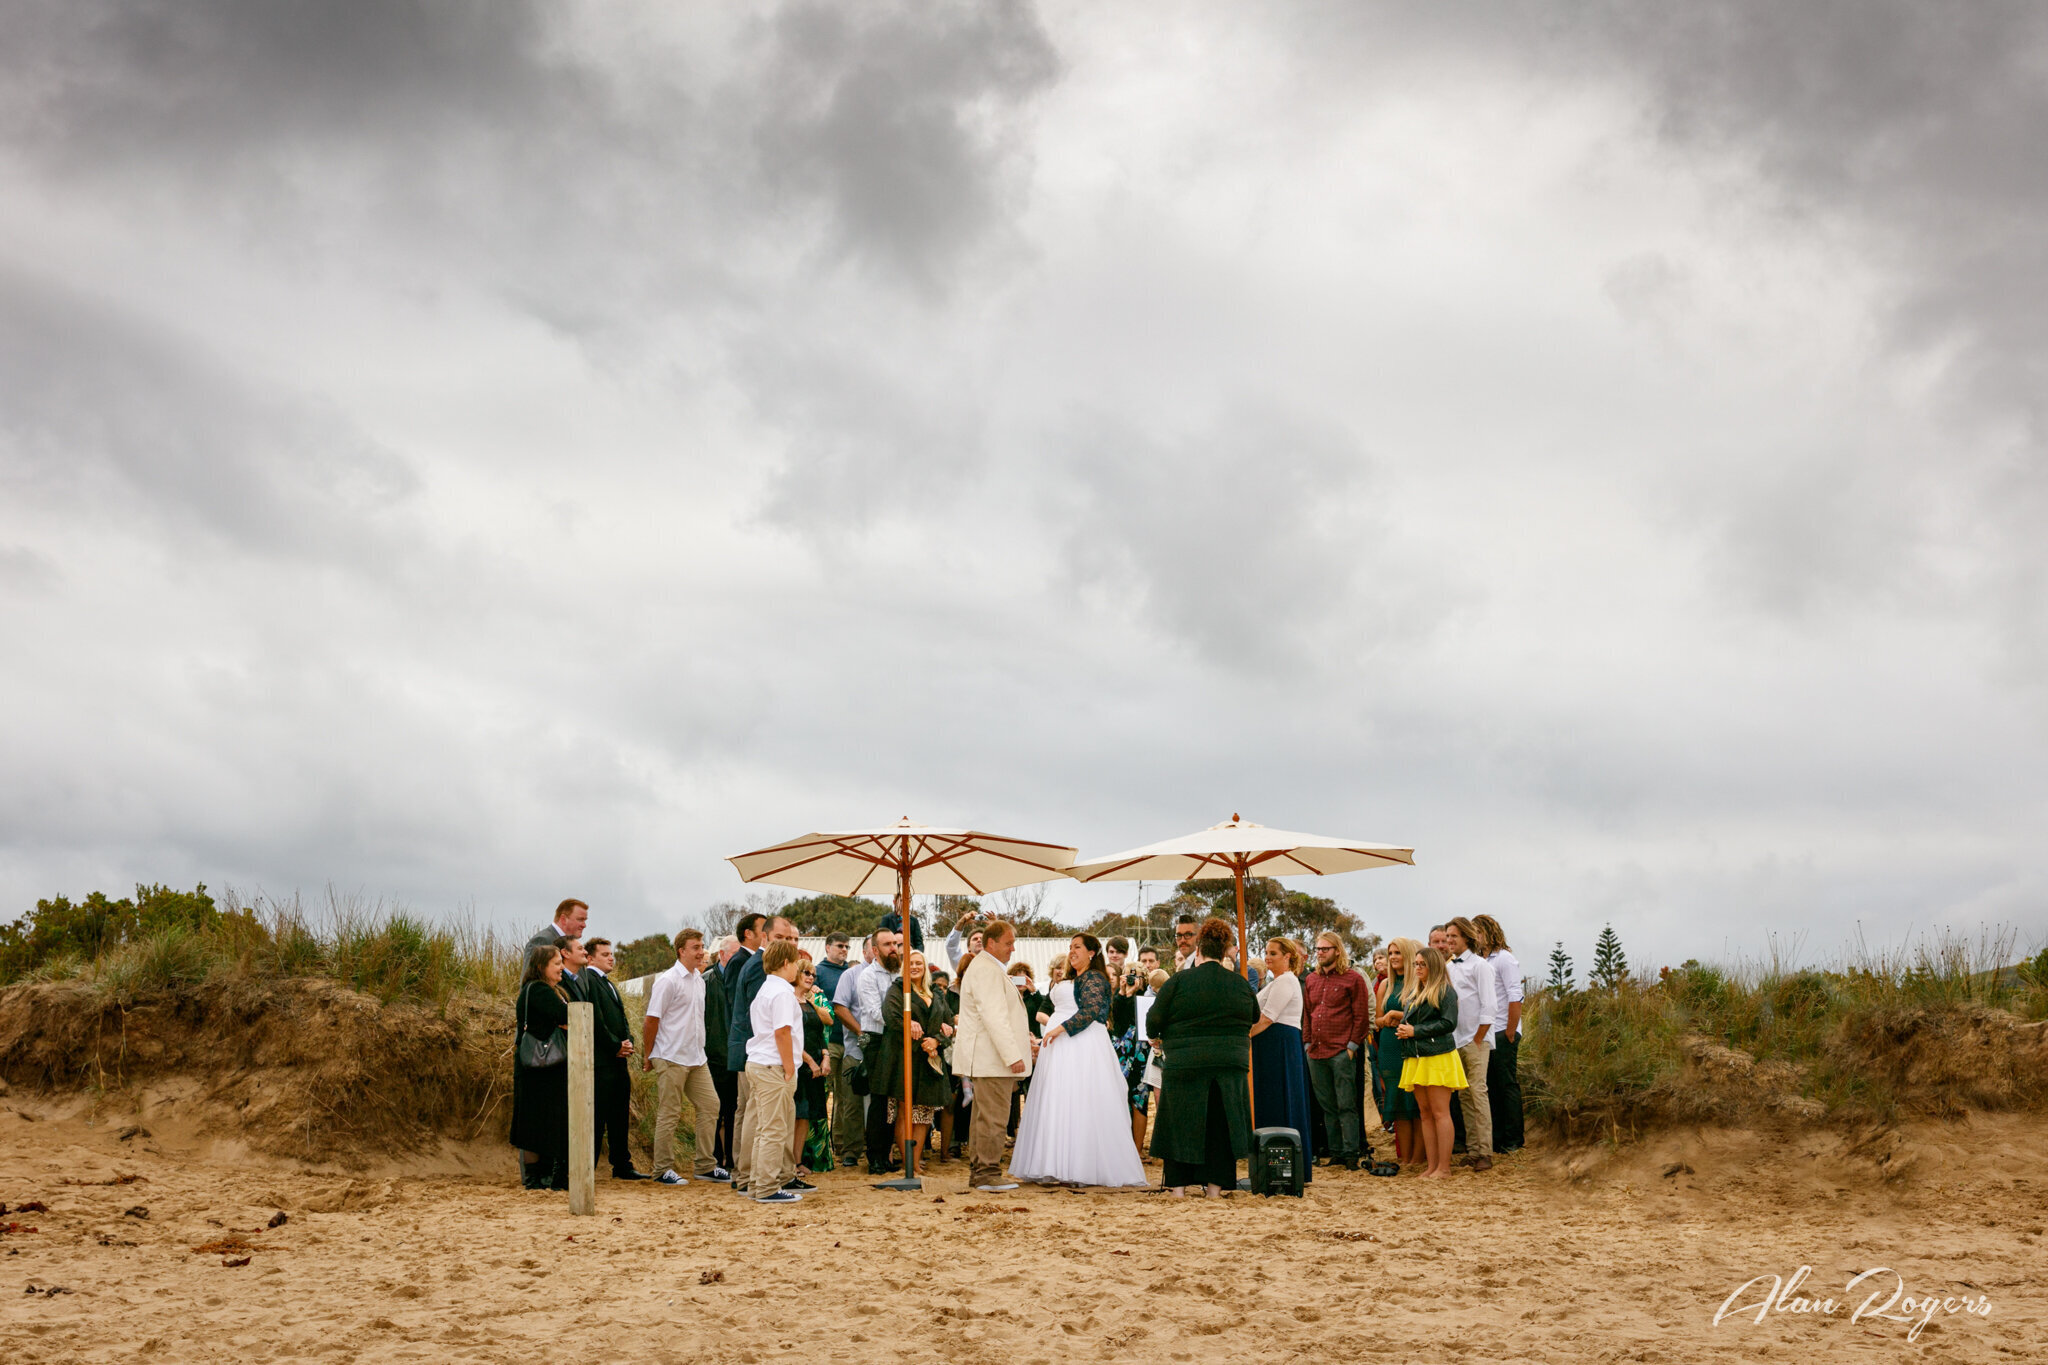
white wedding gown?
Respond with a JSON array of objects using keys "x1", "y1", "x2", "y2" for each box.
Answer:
[{"x1": 1008, "y1": 980, "x2": 1150, "y2": 1188}]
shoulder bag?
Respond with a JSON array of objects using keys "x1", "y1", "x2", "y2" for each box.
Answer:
[{"x1": 516, "y1": 985, "x2": 568, "y2": 1069}]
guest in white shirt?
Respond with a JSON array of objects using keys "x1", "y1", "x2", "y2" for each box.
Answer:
[
  {"x1": 1248, "y1": 938, "x2": 1320, "y2": 1172},
  {"x1": 1171, "y1": 915, "x2": 1201, "y2": 971},
  {"x1": 740, "y1": 941, "x2": 809, "y2": 1204},
  {"x1": 641, "y1": 929, "x2": 727, "y2": 1185},
  {"x1": 1444, "y1": 917, "x2": 1499, "y2": 1171},
  {"x1": 1473, "y1": 914, "x2": 1525, "y2": 1154}
]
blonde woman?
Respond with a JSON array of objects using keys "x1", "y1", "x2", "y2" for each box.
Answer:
[
  {"x1": 868, "y1": 950, "x2": 956, "y2": 1165},
  {"x1": 1374, "y1": 937, "x2": 1424, "y2": 1163},
  {"x1": 1394, "y1": 945, "x2": 1465, "y2": 1178}
]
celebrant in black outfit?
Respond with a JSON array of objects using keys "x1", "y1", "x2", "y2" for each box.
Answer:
[{"x1": 1145, "y1": 917, "x2": 1260, "y2": 1197}]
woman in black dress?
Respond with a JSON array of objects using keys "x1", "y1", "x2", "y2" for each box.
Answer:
[{"x1": 509, "y1": 943, "x2": 571, "y2": 1190}]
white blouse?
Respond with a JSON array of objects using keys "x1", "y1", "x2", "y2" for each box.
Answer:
[{"x1": 1257, "y1": 970, "x2": 1304, "y2": 1029}]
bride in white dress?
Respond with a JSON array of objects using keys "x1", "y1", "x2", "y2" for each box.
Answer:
[{"x1": 1008, "y1": 936, "x2": 1150, "y2": 1188}]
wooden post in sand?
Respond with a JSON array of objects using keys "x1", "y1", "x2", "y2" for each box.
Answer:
[{"x1": 567, "y1": 1001, "x2": 595, "y2": 1215}]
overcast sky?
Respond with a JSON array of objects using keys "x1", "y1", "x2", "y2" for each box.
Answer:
[{"x1": 3, "y1": 1, "x2": 2044, "y2": 969}]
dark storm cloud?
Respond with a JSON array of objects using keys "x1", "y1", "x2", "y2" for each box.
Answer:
[
  {"x1": 755, "y1": 0, "x2": 1061, "y2": 292},
  {"x1": 1567, "y1": 0, "x2": 2048, "y2": 644},
  {"x1": 1280, "y1": 2, "x2": 2048, "y2": 629},
  {"x1": 0, "y1": 0, "x2": 575, "y2": 160},
  {"x1": 0, "y1": 0, "x2": 1061, "y2": 317},
  {"x1": 0, "y1": 269, "x2": 417, "y2": 559}
]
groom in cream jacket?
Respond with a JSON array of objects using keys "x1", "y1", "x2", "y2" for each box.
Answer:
[{"x1": 953, "y1": 919, "x2": 1033, "y2": 1191}]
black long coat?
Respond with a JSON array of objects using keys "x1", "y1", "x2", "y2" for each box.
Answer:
[
  {"x1": 1146, "y1": 961, "x2": 1260, "y2": 1165},
  {"x1": 509, "y1": 980, "x2": 570, "y2": 1159},
  {"x1": 867, "y1": 982, "x2": 956, "y2": 1110}
]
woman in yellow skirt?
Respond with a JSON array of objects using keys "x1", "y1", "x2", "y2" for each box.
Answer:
[{"x1": 1394, "y1": 945, "x2": 1466, "y2": 1178}]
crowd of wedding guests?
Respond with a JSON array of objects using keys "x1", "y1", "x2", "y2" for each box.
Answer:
[{"x1": 509, "y1": 896, "x2": 1525, "y2": 1199}]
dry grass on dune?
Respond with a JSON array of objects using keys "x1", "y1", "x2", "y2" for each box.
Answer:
[{"x1": 1522, "y1": 931, "x2": 2048, "y2": 1139}]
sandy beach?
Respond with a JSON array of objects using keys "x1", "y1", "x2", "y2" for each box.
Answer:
[{"x1": 4, "y1": 1091, "x2": 2042, "y2": 1364}]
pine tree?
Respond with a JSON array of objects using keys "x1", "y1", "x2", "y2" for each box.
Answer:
[
  {"x1": 1590, "y1": 923, "x2": 1629, "y2": 990},
  {"x1": 1545, "y1": 941, "x2": 1575, "y2": 993}
]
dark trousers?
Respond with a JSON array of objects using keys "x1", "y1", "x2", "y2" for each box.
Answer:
[
  {"x1": 594, "y1": 1061, "x2": 634, "y2": 1174},
  {"x1": 862, "y1": 1035, "x2": 897, "y2": 1170},
  {"x1": 1307, "y1": 1052, "x2": 1362, "y2": 1159},
  {"x1": 1487, "y1": 1034, "x2": 1524, "y2": 1151},
  {"x1": 711, "y1": 1065, "x2": 740, "y2": 1169},
  {"x1": 1451, "y1": 1074, "x2": 1469, "y2": 1151}
]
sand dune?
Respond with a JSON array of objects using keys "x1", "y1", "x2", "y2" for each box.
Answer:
[{"x1": 7, "y1": 1089, "x2": 2044, "y2": 1363}]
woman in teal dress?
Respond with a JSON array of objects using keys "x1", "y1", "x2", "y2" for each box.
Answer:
[
  {"x1": 1373, "y1": 936, "x2": 1422, "y2": 1163},
  {"x1": 793, "y1": 958, "x2": 835, "y2": 1174}
]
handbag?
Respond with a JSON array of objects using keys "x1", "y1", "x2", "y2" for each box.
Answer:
[
  {"x1": 515, "y1": 984, "x2": 568, "y2": 1068},
  {"x1": 518, "y1": 1028, "x2": 567, "y2": 1069}
]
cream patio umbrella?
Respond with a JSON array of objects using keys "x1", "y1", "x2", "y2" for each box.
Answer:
[
  {"x1": 728, "y1": 818, "x2": 1078, "y2": 1190},
  {"x1": 1067, "y1": 814, "x2": 1414, "y2": 1121}
]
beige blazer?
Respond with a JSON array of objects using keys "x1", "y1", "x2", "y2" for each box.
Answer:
[{"x1": 954, "y1": 950, "x2": 1032, "y2": 1078}]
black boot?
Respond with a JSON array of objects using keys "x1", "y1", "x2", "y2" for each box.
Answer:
[
  {"x1": 521, "y1": 1160, "x2": 546, "y2": 1190},
  {"x1": 548, "y1": 1155, "x2": 570, "y2": 1191}
]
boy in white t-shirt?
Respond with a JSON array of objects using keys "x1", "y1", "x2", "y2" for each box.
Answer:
[{"x1": 739, "y1": 940, "x2": 807, "y2": 1204}]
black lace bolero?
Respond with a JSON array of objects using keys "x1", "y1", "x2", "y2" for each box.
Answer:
[{"x1": 1062, "y1": 971, "x2": 1114, "y2": 1037}]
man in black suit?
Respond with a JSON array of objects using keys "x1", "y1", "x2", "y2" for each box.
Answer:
[
  {"x1": 581, "y1": 938, "x2": 650, "y2": 1180},
  {"x1": 557, "y1": 936, "x2": 590, "y2": 1002}
]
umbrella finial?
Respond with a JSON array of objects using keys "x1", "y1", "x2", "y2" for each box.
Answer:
[{"x1": 1232, "y1": 812, "x2": 1241, "y2": 824}]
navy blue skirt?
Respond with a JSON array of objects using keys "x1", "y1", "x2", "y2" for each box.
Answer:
[{"x1": 1251, "y1": 1022, "x2": 1315, "y2": 1178}]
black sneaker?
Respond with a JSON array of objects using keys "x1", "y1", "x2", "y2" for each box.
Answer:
[{"x1": 783, "y1": 1178, "x2": 817, "y2": 1192}]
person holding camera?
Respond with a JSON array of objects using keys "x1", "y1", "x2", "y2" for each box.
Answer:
[{"x1": 944, "y1": 910, "x2": 986, "y2": 975}]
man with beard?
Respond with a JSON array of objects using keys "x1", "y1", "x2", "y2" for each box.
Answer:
[{"x1": 856, "y1": 927, "x2": 903, "y2": 1173}]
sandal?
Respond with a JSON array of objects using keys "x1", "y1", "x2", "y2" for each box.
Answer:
[{"x1": 1368, "y1": 1161, "x2": 1401, "y2": 1177}]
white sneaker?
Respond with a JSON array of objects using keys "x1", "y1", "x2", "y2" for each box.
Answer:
[{"x1": 975, "y1": 1182, "x2": 1020, "y2": 1192}]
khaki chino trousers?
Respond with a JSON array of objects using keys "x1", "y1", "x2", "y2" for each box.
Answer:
[
  {"x1": 650, "y1": 1058, "x2": 722, "y2": 1178},
  {"x1": 741, "y1": 1063, "x2": 798, "y2": 1199},
  {"x1": 1456, "y1": 1039, "x2": 1493, "y2": 1159},
  {"x1": 966, "y1": 1073, "x2": 1018, "y2": 1187}
]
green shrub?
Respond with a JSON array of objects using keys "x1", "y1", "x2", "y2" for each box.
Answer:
[{"x1": 0, "y1": 884, "x2": 221, "y2": 979}]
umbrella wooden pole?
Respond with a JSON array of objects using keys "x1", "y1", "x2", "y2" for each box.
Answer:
[
  {"x1": 898, "y1": 845, "x2": 917, "y2": 1181},
  {"x1": 1235, "y1": 861, "x2": 1257, "y2": 1124}
]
